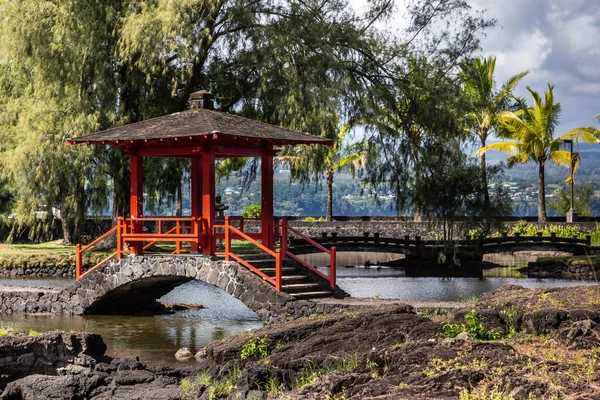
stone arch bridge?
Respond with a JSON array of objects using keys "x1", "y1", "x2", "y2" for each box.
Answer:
[{"x1": 42, "y1": 256, "x2": 349, "y2": 323}]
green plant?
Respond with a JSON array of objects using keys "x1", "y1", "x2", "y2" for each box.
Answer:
[
  {"x1": 303, "y1": 216, "x2": 317, "y2": 222},
  {"x1": 265, "y1": 375, "x2": 283, "y2": 396},
  {"x1": 240, "y1": 333, "x2": 270, "y2": 360},
  {"x1": 461, "y1": 296, "x2": 479, "y2": 303},
  {"x1": 294, "y1": 353, "x2": 359, "y2": 388},
  {"x1": 443, "y1": 310, "x2": 503, "y2": 340},
  {"x1": 180, "y1": 371, "x2": 213, "y2": 398},
  {"x1": 196, "y1": 372, "x2": 212, "y2": 386},
  {"x1": 241, "y1": 203, "x2": 261, "y2": 219},
  {"x1": 208, "y1": 366, "x2": 241, "y2": 400},
  {"x1": 499, "y1": 305, "x2": 519, "y2": 338}
]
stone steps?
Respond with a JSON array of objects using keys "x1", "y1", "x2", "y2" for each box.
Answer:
[
  {"x1": 290, "y1": 291, "x2": 335, "y2": 300},
  {"x1": 280, "y1": 282, "x2": 322, "y2": 293},
  {"x1": 239, "y1": 254, "x2": 335, "y2": 300}
]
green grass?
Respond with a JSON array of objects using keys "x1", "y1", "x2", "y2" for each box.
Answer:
[
  {"x1": 0, "y1": 238, "x2": 266, "y2": 269},
  {"x1": 0, "y1": 240, "x2": 111, "y2": 269},
  {"x1": 0, "y1": 328, "x2": 42, "y2": 337}
]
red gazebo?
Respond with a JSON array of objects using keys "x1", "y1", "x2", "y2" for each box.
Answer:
[{"x1": 68, "y1": 91, "x2": 336, "y2": 292}]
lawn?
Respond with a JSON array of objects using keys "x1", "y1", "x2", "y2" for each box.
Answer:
[{"x1": 0, "y1": 239, "x2": 262, "y2": 269}]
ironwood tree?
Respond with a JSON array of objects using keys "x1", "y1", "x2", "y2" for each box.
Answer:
[{"x1": 0, "y1": 0, "x2": 393, "y2": 242}]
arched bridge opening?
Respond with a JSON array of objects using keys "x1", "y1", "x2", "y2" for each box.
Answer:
[{"x1": 68, "y1": 256, "x2": 295, "y2": 322}]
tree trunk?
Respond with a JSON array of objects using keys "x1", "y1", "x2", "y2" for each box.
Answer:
[
  {"x1": 326, "y1": 172, "x2": 334, "y2": 222},
  {"x1": 412, "y1": 148, "x2": 422, "y2": 222},
  {"x1": 538, "y1": 159, "x2": 547, "y2": 222},
  {"x1": 62, "y1": 217, "x2": 73, "y2": 245},
  {"x1": 480, "y1": 134, "x2": 489, "y2": 209},
  {"x1": 176, "y1": 181, "x2": 183, "y2": 217}
]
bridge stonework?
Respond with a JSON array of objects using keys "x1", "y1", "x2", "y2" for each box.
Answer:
[{"x1": 0, "y1": 256, "x2": 353, "y2": 323}]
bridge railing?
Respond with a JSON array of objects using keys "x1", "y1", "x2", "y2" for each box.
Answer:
[
  {"x1": 276, "y1": 217, "x2": 336, "y2": 289},
  {"x1": 216, "y1": 216, "x2": 282, "y2": 290},
  {"x1": 76, "y1": 217, "x2": 204, "y2": 280},
  {"x1": 120, "y1": 216, "x2": 201, "y2": 254},
  {"x1": 75, "y1": 224, "x2": 121, "y2": 280}
]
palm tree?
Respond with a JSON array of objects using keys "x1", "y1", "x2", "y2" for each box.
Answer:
[
  {"x1": 478, "y1": 84, "x2": 599, "y2": 222},
  {"x1": 279, "y1": 123, "x2": 366, "y2": 221},
  {"x1": 460, "y1": 56, "x2": 528, "y2": 207}
]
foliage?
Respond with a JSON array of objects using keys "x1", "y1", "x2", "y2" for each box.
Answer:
[
  {"x1": 241, "y1": 204, "x2": 261, "y2": 219},
  {"x1": 548, "y1": 181, "x2": 594, "y2": 216},
  {"x1": 279, "y1": 122, "x2": 367, "y2": 221},
  {"x1": 303, "y1": 216, "x2": 325, "y2": 222},
  {"x1": 294, "y1": 352, "x2": 359, "y2": 388},
  {"x1": 0, "y1": 0, "x2": 396, "y2": 243},
  {"x1": 499, "y1": 305, "x2": 519, "y2": 338},
  {"x1": 413, "y1": 142, "x2": 511, "y2": 241},
  {"x1": 442, "y1": 310, "x2": 503, "y2": 340},
  {"x1": 478, "y1": 84, "x2": 600, "y2": 222},
  {"x1": 508, "y1": 220, "x2": 587, "y2": 239},
  {"x1": 240, "y1": 333, "x2": 270, "y2": 360},
  {"x1": 182, "y1": 367, "x2": 241, "y2": 400},
  {"x1": 459, "y1": 56, "x2": 528, "y2": 206}
]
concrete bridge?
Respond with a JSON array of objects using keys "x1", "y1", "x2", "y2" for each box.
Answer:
[{"x1": 288, "y1": 233, "x2": 592, "y2": 257}]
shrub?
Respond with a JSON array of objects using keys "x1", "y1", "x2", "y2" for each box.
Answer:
[
  {"x1": 443, "y1": 310, "x2": 503, "y2": 340},
  {"x1": 240, "y1": 333, "x2": 270, "y2": 360},
  {"x1": 241, "y1": 203, "x2": 261, "y2": 219}
]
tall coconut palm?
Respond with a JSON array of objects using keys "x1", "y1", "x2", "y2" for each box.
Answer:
[
  {"x1": 460, "y1": 56, "x2": 529, "y2": 207},
  {"x1": 478, "y1": 84, "x2": 599, "y2": 222},
  {"x1": 279, "y1": 123, "x2": 366, "y2": 221}
]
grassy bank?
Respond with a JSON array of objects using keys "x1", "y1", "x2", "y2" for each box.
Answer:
[{"x1": 0, "y1": 239, "x2": 260, "y2": 269}]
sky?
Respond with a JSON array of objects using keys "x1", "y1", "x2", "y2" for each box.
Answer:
[
  {"x1": 469, "y1": 0, "x2": 600, "y2": 135},
  {"x1": 364, "y1": 0, "x2": 600, "y2": 137}
]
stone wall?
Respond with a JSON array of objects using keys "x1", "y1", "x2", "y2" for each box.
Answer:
[
  {"x1": 0, "y1": 288, "x2": 61, "y2": 314},
  {"x1": 0, "y1": 266, "x2": 74, "y2": 278}
]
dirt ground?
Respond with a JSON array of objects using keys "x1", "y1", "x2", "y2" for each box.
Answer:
[{"x1": 188, "y1": 284, "x2": 600, "y2": 399}]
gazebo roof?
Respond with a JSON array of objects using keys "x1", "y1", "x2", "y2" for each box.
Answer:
[{"x1": 67, "y1": 102, "x2": 332, "y2": 148}]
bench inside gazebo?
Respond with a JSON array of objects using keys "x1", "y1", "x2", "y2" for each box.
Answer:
[{"x1": 67, "y1": 91, "x2": 338, "y2": 297}]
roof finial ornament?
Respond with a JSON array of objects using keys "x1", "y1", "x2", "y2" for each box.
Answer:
[{"x1": 190, "y1": 90, "x2": 214, "y2": 110}]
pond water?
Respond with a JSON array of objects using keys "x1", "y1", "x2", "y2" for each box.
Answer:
[
  {"x1": 0, "y1": 251, "x2": 591, "y2": 366},
  {"x1": 0, "y1": 280, "x2": 261, "y2": 366}
]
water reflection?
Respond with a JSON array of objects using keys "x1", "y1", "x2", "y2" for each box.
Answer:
[
  {"x1": 0, "y1": 280, "x2": 262, "y2": 366},
  {"x1": 338, "y1": 276, "x2": 594, "y2": 302},
  {"x1": 0, "y1": 276, "x2": 73, "y2": 289}
]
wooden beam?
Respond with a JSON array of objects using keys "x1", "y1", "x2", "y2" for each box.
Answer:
[
  {"x1": 130, "y1": 154, "x2": 144, "y2": 255},
  {"x1": 212, "y1": 147, "x2": 268, "y2": 157},
  {"x1": 190, "y1": 157, "x2": 201, "y2": 252},
  {"x1": 201, "y1": 151, "x2": 216, "y2": 255},
  {"x1": 261, "y1": 154, "x2": 274, "y2": 249},
  {"x1": 136, "y1": 146, "x2": 205, "y2": 157}
]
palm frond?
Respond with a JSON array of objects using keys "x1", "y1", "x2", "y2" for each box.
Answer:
[{"x1": 476, "y1": 141, "x2": 521, "y2": 156}]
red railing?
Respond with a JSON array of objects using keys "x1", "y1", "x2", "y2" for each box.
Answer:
[
  {"x1": 216, "y1": 217, "x2": 282, "y2": 290},
  {"x1": 276, "y1": 217, "x2": 336, "y2": 289},
  {"x1": 76, "y1": 217, "x2": 202, "y2": 280},
  {"x1": 75, "y1": 224, "x2": 121, "y2": 280},
  {"x1": 121, "y1": 216, "x2": 200, "y2": 255}
]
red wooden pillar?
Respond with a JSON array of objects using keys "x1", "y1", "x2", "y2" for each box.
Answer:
[
  {"x1": 190, "y1": 157, "x2": 201, "y2": 253},
  {"x1": 130, "y1": 154, "x2": 144, "y2": 255},
  {"x1": 261, "y1": 154, "x2": 274, "y2": 249},
  {"x1": 201, "y1": 151, "x2": 216, "y2": 255}
]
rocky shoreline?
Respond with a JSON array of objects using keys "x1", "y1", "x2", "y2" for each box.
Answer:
[
  {"x1": 0, "y1": 331, "x2": 189, "y2": 400},
  {"x1": 521, "y1": 257, "x2": 600, "y2": 280},
  {"x1": 2, "y1": 285, "x2": 600, "y2": 399}
]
